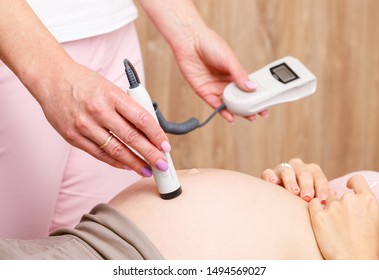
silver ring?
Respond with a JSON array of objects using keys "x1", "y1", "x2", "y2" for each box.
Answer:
[
  {"x1": 99, "y1": 134, "x2": 113, "y2": 149},
  {"x1": 277, "y1": 162, "x2": 292, "y2": 172}
]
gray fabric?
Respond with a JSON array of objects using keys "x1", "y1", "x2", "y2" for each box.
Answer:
[{"x1": 0, "y1": 204, "x2": 164, "y2": 260}]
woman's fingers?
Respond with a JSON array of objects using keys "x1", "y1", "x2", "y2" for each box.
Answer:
[
  {"x1": 276, "y1": 163, "x2": 301, "y2": 195},
  {"x1": 346, "y1": 174, "x2": 373, "y2": 195},
  {"x1": 71, "y1": 119, "x2": 159, "y2": 177},
  {"x1": 98, "y1": 89, "x2": 173, "y2": 172},
  {"x1": 289, "y1": 159, "x2": 330, "y2": 202},
  {"x1": 95, "y1": 131, "x2": 155, "y2": 177},
  {"x1": 287, "y1": 159, "x2": 314, "y2": 201},
  {"x1": 261, "y1": 168, "x2": 280, "y2": 185},
  {"x1": 113, "y1": 94, "x2": 170, "y2": 153},
  {"x1": 309, "y1": 176, "x2": 379, "y2": 259},
  {"x1": 40, "y1": 63, "x2": 172, "y2": 176},
  {"x1": 263, "y1": 158, "x2": 332, "y2": 202},
  {"x1": 307, "y1": 163, "x2": 330, "y2": 202}
]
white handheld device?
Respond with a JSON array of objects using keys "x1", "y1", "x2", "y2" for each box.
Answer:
[
  {"x1": 124, "y1": 60, "x2": 182, "y2": 199},
  {"x1": 223, "y1": 56, "x2": 316, "y2": 116}
]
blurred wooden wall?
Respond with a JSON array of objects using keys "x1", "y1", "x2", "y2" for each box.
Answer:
[{"x1": 135, "y1": 0, "x2": 379, "y2": 179}]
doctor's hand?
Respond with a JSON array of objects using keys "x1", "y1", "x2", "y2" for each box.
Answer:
[
  {"x1": 137, "y1": 0, "x2": 268, "y2": 123},
  {"x1": 1, "y1": 0, "x2": 171, "y2": 177},
  {"x1": 171, "y1": 25, "x2": 269, "y2": 123},
  {"x1": 32, "y1": 61, "x2": 170, "y2": 177},
  {"x1": 309, "y1": 175, "x2": 379, "y2": 260},
  {"x1": 261, "y1": 158, "x2": 335, "y2": 202}
]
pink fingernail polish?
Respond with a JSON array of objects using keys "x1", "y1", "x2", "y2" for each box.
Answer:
[
  {"x1": 161, "y1": 140, "x2": 171, "y2": 153},
  {"x1": 141, "y1": 166, "x2": 153, "y2": 177},
  {"x1": 156, "y1": 159, "x2": 168, "y2": 172},
  {"x1": 245, "y1": 80, "x2": 256, "y2": 90},
  {"x1": 248, "y1": 116, "x2": 257, "y2": 122},
  {"x1": 124, "y1": 165, "x2": 132, "y2": 171},
  {"x1": 319, "y1": 194, "x2": 327, "y2": 203},
  {"x1": 302, "y1": 191, "x2": 312, "y2": 201},
  {"x1": 260, "y1": 111, "x2": 270, "y2": 118}
]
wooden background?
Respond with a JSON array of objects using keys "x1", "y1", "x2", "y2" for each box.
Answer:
[{"x1": 135, "y1": 0, "x2": 379, "y2": 180}]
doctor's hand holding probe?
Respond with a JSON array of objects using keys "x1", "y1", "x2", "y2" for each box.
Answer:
[{"x1": 0, "y1": 0, "x2": 267, "y2": 177}]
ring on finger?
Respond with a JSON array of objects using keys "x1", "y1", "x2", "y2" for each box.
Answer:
[
  {"x1": 99, "y1": 134, "x2": 113, "y2": 149},
  {"x1": 278, "y1": 162, "x2": 293, "y2": 172}
]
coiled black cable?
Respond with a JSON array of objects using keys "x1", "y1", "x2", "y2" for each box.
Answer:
[{"x1": 124, "y1": 59, "x2": 226, "y2": 135}]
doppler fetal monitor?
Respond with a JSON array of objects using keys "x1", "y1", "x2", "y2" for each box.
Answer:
[{"x1": 223, "y1": 56, "x2": 317, "y2": 116}]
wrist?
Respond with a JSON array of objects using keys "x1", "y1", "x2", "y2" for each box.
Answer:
[
  {"x1": 138, "y1": 0, "x2": 207, "y2": 50},
  {"x1": 22, "y1": 53, "x2": 75, "y2": 106}
]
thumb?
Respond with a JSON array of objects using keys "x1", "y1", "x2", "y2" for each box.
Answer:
[
  {"x1": 228, "y1": 58, "x2": 256, "y2": 92},
  {"x1": 347, "y1": 174, "x2": 374, "y2": 195}
]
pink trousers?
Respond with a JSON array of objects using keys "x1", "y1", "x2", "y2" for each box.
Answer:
[{"x1": 0, "y1": 23, "x2": 142, "y2": 238}]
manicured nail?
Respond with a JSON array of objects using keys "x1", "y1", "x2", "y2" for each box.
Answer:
[
  {"x1": 292, "y1": 186, "x2": 300, "y2": 194},
  {"x1": 156, "y1": 159, "x2": 168, "y2": 172},
  {"x1": 141, "y1": 166, "x2": 153, "y2": 177},
  {"x1": 260, "y1": 111, "x2": 270, "y2": 118},
  {"x1": 124, "y1": 165, "x2": 132, "y2": 171},
  {"x1": 161, "y1": 140, "x2": 171, "y2": 153},
  {"x1": 319, "y1": 194, "x2": 328, "y2": 204},
  {"x1": 245, "y1": 80, "x2": 256, "y2": 90},
  {"x1": 302, "y1": 190, "x2": 312, "y2": 201}
]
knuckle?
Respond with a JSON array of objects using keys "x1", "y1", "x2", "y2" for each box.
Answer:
[
  {"x1": 298, "y1": 169, "x2": 311, "y2": 177},
  {"x1": 73, "y1": 115, "x2": 89, "y2": 131},
  {"x1": 261, "y1": 168, "x2": 273, "y2": 178},
  {"x1": 135, "y1": 111, "x2": 150, "y2": 129},
  {"x1": 64, "y1": 129, "x2": 78, "y2": 143},
  {"x1": 151, "y1": 129, "x2": 163, "y2": 143},
  {"x1": 109, "y1": 143, "x2": 126, "y2": 159},
  {"x1": 94, "y1": 148, "x2": 109, "y2": 161},
  {"x1": 123, "y1": 127, "x2": 141, "y2": 145},
  {"x1": 86, "y1": 100, "x2": 105, "y2": 115},
  {"x1": 289, "y1": 158, "x2": 303, "y2": 165},
  {"x1": 341, "y1": 192, "x2": 355, "y2": 203},
  {"x1": 308, "y1": 163, "x2": 321, "y2": 172},
  {"x1": 143, "y1": 147, "x2": 157, "y2": 160}
]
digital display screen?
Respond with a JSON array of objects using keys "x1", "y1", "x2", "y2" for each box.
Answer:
[{"x1": 270, "y1": 63, "x2": 299, "y2": 83}]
